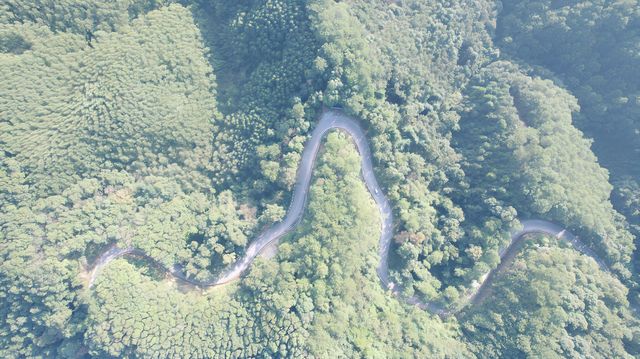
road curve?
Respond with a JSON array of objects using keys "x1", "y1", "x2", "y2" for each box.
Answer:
[
  {"x1": 459, "y1": 219, "x2": 611, "y2": 314},
  {"x1": 87, "y1": 110, "x2": 622, "y2": 316},
  {"x1": 88, "y1": 109, "x2": 394, "y2": 289}
]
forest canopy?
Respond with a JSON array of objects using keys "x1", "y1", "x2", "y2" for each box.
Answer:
[{"x1": 0, "y1": 0, "x2": 638, "y2": 358}]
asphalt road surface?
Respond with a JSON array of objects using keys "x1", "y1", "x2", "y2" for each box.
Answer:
[{"x1": 88, "y1": 110, "x2": 632, "y2": 316}]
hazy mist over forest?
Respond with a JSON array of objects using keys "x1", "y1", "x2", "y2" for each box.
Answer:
[{"x1": 1, "y1": 1, "x2": 639, "y2": 358}]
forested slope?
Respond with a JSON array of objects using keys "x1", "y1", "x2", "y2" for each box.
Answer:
[
  {"x1": 454, "y1": 62, "x2": 634, "y2": 280},
  {"x1": 497, "y1": 0, "x2": 640, "y2": 178},
  {"x1": 462, "y1": 234, "x2": 638, "y2": 358},
  {"x1": 495, "y1": 0, "x2": 640, "y2": 306},
  {"x1": 0, "y1": 0, "x2": 638, "y2": 358},
  {"x1": 83, "y1": 132, "x2": 466, "y2": 358},
  {"x1": 1, "y1": 2, "x2": 214, "y2": 195}
]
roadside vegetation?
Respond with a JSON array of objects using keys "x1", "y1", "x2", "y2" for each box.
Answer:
[{"x1": 0, "y1": 0, "x2": 638, "y2": 357}]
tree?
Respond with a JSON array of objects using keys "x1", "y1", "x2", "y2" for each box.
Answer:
[{"x1": 463, "y1": 239, "x2": 638, "y2": 358}]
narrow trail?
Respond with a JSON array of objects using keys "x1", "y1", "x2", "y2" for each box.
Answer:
[{"x1": 87, "y1": 110, "x2": 633, "y2": 317}]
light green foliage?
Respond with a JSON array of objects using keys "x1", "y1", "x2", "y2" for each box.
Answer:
[
  {"x1": 0, "y1": 4, "x2": 253, "y2": 356},
  {"x1": 0, "y1": 159, "x2": 260, "y2": 357},
  {"x1": 83, "y1": 131, "x2": 467, "y2": 358},
  {"x1": 348, "y1": 0, "x2": 496, "y2": 107},
  {"x1": 462, "y1": 238, "x2": 638, "y2": 358},
  {"x1": 454, "y1": 62, "x2": 635, "y2": 280},
  {"x1": 307, "y1": 0, "x2": 385, "y2": 110},
  {"x1": 87, "y1": 260, "x2": 265, "y2": 358},
  {"x1": 0, "y1": 154, "x2": 85, "y2": 357},
  {"x1": 308, "y1": 0, "x2": 502, "y2": 305},
  {"x1": 1, "y1": 0, "x2": 639, "y2": 357},
  {"x1": 1, "y1": 3, "x2": 217, "y2": 195},
  {"x1": 613, "y1": 177, "x2": 640, "y2": 299},
  {"x1": 614, "y1": 178, "x2": 640, "y2": 243},
  {"x1": 498, "y1": 0, "x2": 640, "y2": 178},
  {"x1": 246, "y1": 132, "x2": 468, "y2": 357}
]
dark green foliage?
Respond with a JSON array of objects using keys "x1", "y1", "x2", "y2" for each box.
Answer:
[
  {"x1": 493, "y1": 0, "x2": 640, "y2": 321},
  {"x1": 1, "y1": 0, "x2": 166, "y2": 33},
  {"x1": 497, "y1": 0, "x2": 640, "y2": 179},
  {"x1": 454, "y1": 62, "x2": 635, "y2": 280},
  {"x1": 196, "y1": 0, "x2": 321, "y2": 197},
  {"x1": 0, "y1": 28, "x2": 31, "y2": 53}
]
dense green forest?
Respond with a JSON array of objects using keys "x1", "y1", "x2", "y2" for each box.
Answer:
[
  {"x1": 462, "y1": 234, "x2": 639, "y2": 358},
  {"x1": 0, "y1": 0, "x2": 638, "y2": 357}
]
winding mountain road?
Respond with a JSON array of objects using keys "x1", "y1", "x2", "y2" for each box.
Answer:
[
  {"x1": 88, "y1": 109, "x2": 626, "y2": 316},
  {"x1": 89, "y1": 110, "x2": 394, "y2": 288}
]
